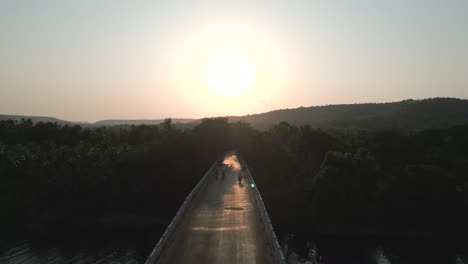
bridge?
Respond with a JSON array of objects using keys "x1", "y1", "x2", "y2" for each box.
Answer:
[{"x1": 145, "y1": 153, "x2": 286, "y2": 264}]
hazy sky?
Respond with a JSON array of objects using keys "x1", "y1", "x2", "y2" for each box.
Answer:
[{"x1": 1, "y1": 0, "x2": 467, "y2": 122}]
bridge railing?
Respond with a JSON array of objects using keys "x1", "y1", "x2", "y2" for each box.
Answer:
[
  {"x1": 145, "y1": 156, "x2": 221, "y2": 264},
  {"x1": 238, "y1": 155, "x2": 287, "y2": 264}
]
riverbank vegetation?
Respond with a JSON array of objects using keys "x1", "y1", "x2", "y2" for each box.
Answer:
[
  {"x1": 240, "y1": 121, "x2": 468, "y2": 251},
  {"x1": 1, "y1": 118, "x2": 468, "y2": 254},
  {"x1": 0, "y1": 118, "x2": 230, "y2": 240}
]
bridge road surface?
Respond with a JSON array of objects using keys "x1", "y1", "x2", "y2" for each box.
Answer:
[{"x1": 157, "y1": 154, "x2": 276, "y2": 264}]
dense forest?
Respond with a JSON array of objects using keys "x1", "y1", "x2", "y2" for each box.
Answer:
[
  {"x1": 0, "y1": 118, "x2": 233, "y2": 242},
  {"x1": 1, "y1": 117, "x2": 468, "y2": 260},
  {"x1": 239, "y1": 121, "x2": 468, "y2": 258}
]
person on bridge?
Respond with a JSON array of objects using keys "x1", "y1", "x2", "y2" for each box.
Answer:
[{"x1": 238, "y1": 172, "x2": 243, "y2": 183}]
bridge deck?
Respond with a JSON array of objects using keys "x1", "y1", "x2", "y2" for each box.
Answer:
[{"x1": 157, "y1": 154, "x2": 276, "y2": 264}]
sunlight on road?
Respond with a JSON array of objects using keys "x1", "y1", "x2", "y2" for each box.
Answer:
[
  {"x1": 158, "y1": 153, "x2": 274, "y2": 263},
  {"x1": 222, "y1": 155, "x2": 242, "y2": 171}
]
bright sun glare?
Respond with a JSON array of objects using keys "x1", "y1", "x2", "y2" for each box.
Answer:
[
  {"x1": 206, "y1": 53, "x2": 254, "y2": 97},
  {"x1": 168, "y1": 21, "x2": 288, "y2": 114}
]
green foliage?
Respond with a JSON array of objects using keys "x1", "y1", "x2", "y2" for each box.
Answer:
[
  {"x1": 311, "y1": 149, "x2": 379, "y2": 226},
  {"x1": 192, "y1": 117, "x2": 233, "y2": 157},
  {"x1": 0, "y1": 118, "x2": 228, "y2": 236},
  {"x1": 241, "y1": 121, "x2": 468, "y2": 240},
  {"x1": 2, "y1": 117, "x2": 468, "y2": 243}
]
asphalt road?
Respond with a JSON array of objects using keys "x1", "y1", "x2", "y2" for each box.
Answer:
[{"x1": 158, "y1": 154, "x2": 276, "y2": 264}]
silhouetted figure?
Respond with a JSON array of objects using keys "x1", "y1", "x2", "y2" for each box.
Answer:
[
  {"x1": 238, "y1": 172, "x2": 243, "y2": 183},
  {"x1": 222, "y1": 170, "x2": 225, "y2": 180}
]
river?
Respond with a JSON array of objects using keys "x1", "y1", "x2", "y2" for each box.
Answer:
[
  {"x1": 2, "y1": 235, "x2": 468, "y2": 263},
  {"x1": 0, "y1": 228, "x2": 160, "y2": 264},
  {"x1": 286, "y1": 235, "x2": 468, "y2": 264}
]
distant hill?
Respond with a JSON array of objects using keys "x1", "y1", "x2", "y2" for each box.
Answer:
[
  {"x1": 92, "y1": 119, "x2": 195, "y2": 126},
  {"x1": 0, "y1": 115, "x2": 84, "y2": 125},
  {"x1": 3, "y1": 98, "x2": 468, "y2": 130},
  {"x1": 229, "y1": 98, "x2": 468, "y2": 130},
  {"x1": 0, "y1": 115, "x2": 195, "y2": 127}
]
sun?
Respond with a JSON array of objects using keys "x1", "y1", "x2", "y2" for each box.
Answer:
[{"x1": 206, "y1": 53, "x2": 254, "y2": 97}]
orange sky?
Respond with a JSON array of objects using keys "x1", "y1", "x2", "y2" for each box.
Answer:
[{"x1": 1, "y1": 1, "x2": 467, "y2": 122}]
